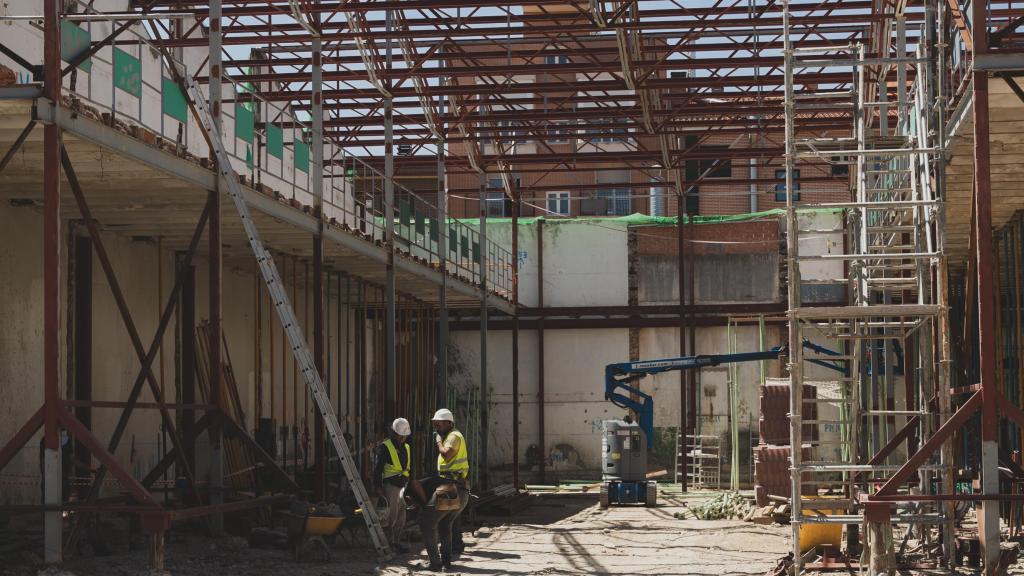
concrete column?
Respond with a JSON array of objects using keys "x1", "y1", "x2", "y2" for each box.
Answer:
[{"x1": 42, "y1": 0, "x2": 63, "y2": 562}]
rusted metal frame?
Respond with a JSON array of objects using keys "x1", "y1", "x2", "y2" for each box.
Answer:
[
  {"x1": 854, "y1": 415, "x2": 921, "y2": 481},
  {"x1": 60, "y1": 147, "x2": 202, "y2": 489},
  {"x1": 0, "y1": 121, "x2": 37, "y2": 174},
  {"x1": 0, "y1": 407, "x2": 45, "y2": 473},
  {"x1": 170, "y1": 14, "x2": 904, "y2": 47},
  {"x1": 248, "y1": 36, "x2": 890, "y2": 69},
  {"x1": 41, "y1": 10, "x2": 62, "y2": 568},
  {"x1": 511, "y1": 192, "x2": 520, "y2": 488},
  {"x1": 166, "y1": 494, "x2": 289, "y2": 523},
  {"x1": 58, "y1": 410, "x2": 161, "y2": 507},
  {"x1": 874, "y1": 390, "x2": 981, "y2": 497},
  {"x1": 329, "y1": 118, "x2": 846, "y2": 144},
  {"x1": 62, "y1": 400, "x2": 215, "y2": 410},
  {"x1": 220, "y1": 415, "x2": 301, "y2": 492},
  {"x1": 254, "y1": 70, "x2": 871, "y2": 100},
  {"x1": 218, "y1": 4, "x2": 806, "y2": 34},
  {"x1": 161, "y1": 0, "x2": 863, "y2": 17},
  {"x1": 139, "y1": 406, "x2": 216, "y2": 489},
  {"x1": 972, "y1": 0, "x2": 1000, "y2": 562}
]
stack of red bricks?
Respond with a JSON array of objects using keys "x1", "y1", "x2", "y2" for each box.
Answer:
[{"x1": 754, "y1": 380, "x2": 817, "y2": 506}]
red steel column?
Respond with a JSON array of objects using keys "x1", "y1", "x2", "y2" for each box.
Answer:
[
  {"x1": 42, "y1": 0, "x2": 63, "y2": 563},
  {"x1": 972, "y1": 0, "x2": 999, "y2": 569},
  {"x1": 511, "y1": 195, "x2": 520, "y2": 488},
  {"x1": 311, "y1": 35, "x2": 327, "y2": 503},
  {"x1": 208, "y1": 0, "x2": 224, "y2": 536},
  {"x1": 536, "y1": 219, "x2": 545, "y2": 484}
]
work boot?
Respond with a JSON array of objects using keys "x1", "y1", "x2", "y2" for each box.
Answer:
[
  {"x1": 414, "y1": 561, "x2": 443, "y2": 572},
  {"x1": 441, "y1": 554, "x2": 453, "y2": 570}
]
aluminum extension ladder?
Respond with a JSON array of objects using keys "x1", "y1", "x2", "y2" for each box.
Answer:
[{"x1": 182, "y1": 74, "x2": 393, "y2": 561}]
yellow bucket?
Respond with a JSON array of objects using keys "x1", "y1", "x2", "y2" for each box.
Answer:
[{"x1": 798, "y1": 498, "x2": 842, "y2": 552}]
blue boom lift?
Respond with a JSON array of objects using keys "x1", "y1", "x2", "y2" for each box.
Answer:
[{"x1": 599, "y1": 340, "x2": 847, "y2": 507}]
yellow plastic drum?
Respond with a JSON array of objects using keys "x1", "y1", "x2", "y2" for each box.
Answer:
[{"x1": 798, "y1": 499, "x2": 842, "y2": 552}]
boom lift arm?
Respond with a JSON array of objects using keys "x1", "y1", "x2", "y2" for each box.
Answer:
[{"x1": 604, "y1": 340, "x2": 847, "y2": 447}]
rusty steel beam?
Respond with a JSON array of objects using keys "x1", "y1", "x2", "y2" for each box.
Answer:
[
  {"x1": 875, "y1": 391, "x2": 981, "y2": 497},
  {"x1": 62, "y1": 148, "x2": 206, "y2": 492},
  {"x1": 0, "y1": 407, "x2": 44, "y2": 473}
]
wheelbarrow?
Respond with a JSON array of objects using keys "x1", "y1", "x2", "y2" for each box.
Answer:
[{"x1": 283, "y1": 510, "x2": 345, "y2": 562}]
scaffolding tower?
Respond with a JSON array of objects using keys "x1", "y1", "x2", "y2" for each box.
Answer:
[{"x1": 783, "y1": 3, "x2": 949, "y2": 572}]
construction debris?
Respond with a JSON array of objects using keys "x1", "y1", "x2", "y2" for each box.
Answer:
[{"x1": 676, "y1": 491, "x2": 752, "y2": 521}]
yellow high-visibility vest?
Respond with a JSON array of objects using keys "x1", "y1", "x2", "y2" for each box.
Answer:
[
  {"x1": 383, "y1": 438, "x2": 411, "y2": 479},
  {"x1": 438, "y1": 429, "x2": 469, "y2": 479}
]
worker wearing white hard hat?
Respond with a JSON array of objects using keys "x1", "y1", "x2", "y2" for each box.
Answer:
[
  {"x1": 373, "y1": 417, "x2": 417, "y2": 552},
  {"x1": 415, "y1": 407, "x2": 471, "y2": 570}
]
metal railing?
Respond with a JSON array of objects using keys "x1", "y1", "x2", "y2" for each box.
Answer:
[{"x1": 47, "y1": 8, "x2": 513, "y2": 299}]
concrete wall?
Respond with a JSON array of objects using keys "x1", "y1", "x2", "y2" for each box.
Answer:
[
  {"x1": 0, "y1": 201, "x2": 359, "y2": 503},
  {"x1": 454, "y1": 218, "x2": 816, "y2": 483}
]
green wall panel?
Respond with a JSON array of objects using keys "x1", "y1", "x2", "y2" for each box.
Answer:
[{"x1": 113, "y1": 48, "x2": 141, "y2": 96}]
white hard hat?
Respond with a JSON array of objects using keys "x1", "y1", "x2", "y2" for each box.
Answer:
[
  {"x1": 392, "y1": 417, "x2": 412, "y2": 436},
  {"x1": 431, "y1": 408, "x2": 454, "y2": 423}
]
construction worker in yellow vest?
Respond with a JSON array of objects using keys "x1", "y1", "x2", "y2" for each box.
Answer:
[
  {"x1": 373, "y1": 417, "x2": 415, "y2": 552},
  {"x1": 422, "y1": 408, "x2": 471, "y2": 569}
]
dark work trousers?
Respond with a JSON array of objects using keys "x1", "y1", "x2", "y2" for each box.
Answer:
[{"x1": 418, "y1": 487, "x2": 470, "y2": 567}]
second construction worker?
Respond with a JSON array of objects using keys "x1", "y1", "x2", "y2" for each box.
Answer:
[
  {"x1": 417, "y1": 408, "x2": 471, "y2": 569},
  {"x1": 374, "y1": 417, "x2": 418, "y2": 552}
]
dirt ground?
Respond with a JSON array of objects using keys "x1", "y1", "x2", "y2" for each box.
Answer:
[
  {"x1": 1, "y1": 491, "x2": 791, "y2": 576},
  {"x1": 4, "y1": 491, "x2": 1020, "y2": 576}
]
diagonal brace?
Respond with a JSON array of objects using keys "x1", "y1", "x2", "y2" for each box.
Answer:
[
  {"x1": 61, "y1": 146, "x2": 205, "y2": 490},
  {"x1": 0, "y1": 121, "x2": 36, "y2": 174},
  {"x1": 875, "y1": 390, "x2": 981, "y2": 496}
]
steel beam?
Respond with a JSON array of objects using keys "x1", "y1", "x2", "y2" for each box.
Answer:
[
  {"x1": 312, "y1": 34, "x2": 327, "y2": 502},
  {"x1": 536, "y1": 218, "x2": 545, "y2": 484},
  {"x1": 478, "y1": 170, "x2": 489, "y2": 490},
  {"x1": 511, "y1": 194, "x2": 520, "y2": 489},
  {"x1": 41, "y1": 0, "x2": 62, "y2": 561},
  {"x1": 972, "y1": 0, "x2": 1000, "y2": 564}
]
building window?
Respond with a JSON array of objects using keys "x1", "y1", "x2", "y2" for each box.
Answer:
[
  {"x1": 774, "y1": 169, "x2": 801, "y2": 201},
  {"x1": 597, "y1": 188, "x2": 631, "y2": 216},
  {"x1": 699, "y1": 155, "x2": 732, "y2": 178},
  {"x1": 486, "y1": 191, "x2": 509, "y2": 217},
  {"x1": 548, "y1": 121, "x2": 572, "y2": 144},
  {"x1": 831, "y1": 156, "x2": 850, "y2": 176},
  {"x1": 587, "y1": 119, "x2": 627, "y2": 144},
  {"x1": 544, "y1": 54, "x2": 569, "y2": 65},
  {"x1": 547, "y1": 191, "x2": 570, "y2": 216}
]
